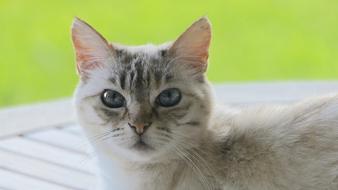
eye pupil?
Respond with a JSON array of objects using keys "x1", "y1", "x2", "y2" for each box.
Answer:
[
  {"x1": 101, "y1": 90, "x2": 125, "y2": 108},
  {"x1": 157, "y1": 88, "x2": 181, "y2": 107}
]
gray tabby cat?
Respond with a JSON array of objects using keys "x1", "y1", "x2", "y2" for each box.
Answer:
[{"x1": 71, "y1": 17, "x2": 338, "y2": 190}]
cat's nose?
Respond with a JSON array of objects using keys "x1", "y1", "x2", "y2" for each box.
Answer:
[{"x1": 128, "y1": 122, "x2": 152, "y2": 135}]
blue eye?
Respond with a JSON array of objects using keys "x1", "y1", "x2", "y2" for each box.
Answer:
[
  {"x1": 101, "y1": 89, "x2": 125, "y2": 108},
  {"x1": 157, "y1": 88, "x2": 181, "y2": 107}
]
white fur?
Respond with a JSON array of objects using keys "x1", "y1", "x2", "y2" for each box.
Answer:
[
  {"x1": 75, "y1": 81, "x2": 338, "y2": 189},
  {"x1": 72, "y1": 18, "x2": 338, "y2": 190}
]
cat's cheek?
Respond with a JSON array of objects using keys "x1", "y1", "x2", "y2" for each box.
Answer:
[{"x1": 76, "y1": 105, "x2": 99, "y2": 128}]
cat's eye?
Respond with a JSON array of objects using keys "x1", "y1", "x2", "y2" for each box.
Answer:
[
  {"x1": 101, "y1": 89, "x2": 125, "y2": 108},
  {"x1": 156, "y1": 88, "x2": 181, "y2": 107}
]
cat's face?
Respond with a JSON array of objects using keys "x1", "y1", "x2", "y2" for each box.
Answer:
[{"x1": 72, "y1": 17, "x2": 213, "y2": 162}]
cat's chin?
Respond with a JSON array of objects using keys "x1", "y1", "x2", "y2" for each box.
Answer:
[
  {"x1": 102, "y1": 143, "x2": 159, "y2": 163},
  {"x1": 120, "y1": 149, "x2": 158, "y2": 163},
  {"x1": 126, "y1": 146, "x2": 180, "y2": 164},
  {"x1": 131, "y1": 140, "x2": 155, "y2": 152}
]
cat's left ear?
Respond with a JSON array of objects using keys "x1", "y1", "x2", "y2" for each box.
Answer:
[
  {"x1": 168, "y1": 17, "x2": 211, "y2": 73},
  {"x1": 71, "y1": 17, "x2": 114, "y2": 78}
]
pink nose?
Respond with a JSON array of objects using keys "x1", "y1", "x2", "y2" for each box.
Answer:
[{"x1": 128, "y1": 122, "x2": 152, "y2": 135}]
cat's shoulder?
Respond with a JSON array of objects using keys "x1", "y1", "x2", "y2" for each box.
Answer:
[{"x1": 210, "y1": 93, "x2": 338, "y2": 139}]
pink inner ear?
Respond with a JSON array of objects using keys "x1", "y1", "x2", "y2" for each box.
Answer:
[
  {"x1": 169, "y1": 17, "x2": 211, "y2": 71},
  {"x1": 71, "y1": 18, "x2": 114, "y2": 78}
]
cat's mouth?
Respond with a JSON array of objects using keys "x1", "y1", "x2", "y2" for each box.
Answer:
[{"x1": 132, "y1": 139, "x2": 154, "y2": 151}]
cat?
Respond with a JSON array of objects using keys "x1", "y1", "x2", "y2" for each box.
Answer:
[{"x1": 71, "y1": 17, "x2": 338, "y2": 190}]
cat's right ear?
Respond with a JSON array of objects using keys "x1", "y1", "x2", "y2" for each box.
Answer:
[{"x1": 71, "y1": 17, "x2": 114, "y2": 79}]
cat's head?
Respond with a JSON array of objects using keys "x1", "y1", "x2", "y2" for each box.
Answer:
[{"x1": 72, "y1": 17, "x2": 214, "y2": 162}]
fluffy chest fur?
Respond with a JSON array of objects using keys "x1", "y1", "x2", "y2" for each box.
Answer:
[{"x1": 96, "y1": 157, "x2": 210, "y2": 190}]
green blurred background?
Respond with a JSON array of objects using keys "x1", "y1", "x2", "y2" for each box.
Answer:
[{"x1": 1, "y1": 0, "x2": 338, "y2": 107}]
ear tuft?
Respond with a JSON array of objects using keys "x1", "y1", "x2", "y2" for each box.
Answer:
[
  {"x1": 169, "y1": 17, "x2": 212, "y2": 72},
  {"x1": 71, "y1": 17, "x2": 114, "y2": 78}
]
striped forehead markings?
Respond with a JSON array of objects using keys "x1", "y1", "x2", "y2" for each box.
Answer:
[{"x1": 111, "y1": 50, "x2": 174, "y2": 91}]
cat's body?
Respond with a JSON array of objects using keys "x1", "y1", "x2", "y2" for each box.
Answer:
[
  {"x1": 93, "y1": 96, "x2": 338, "y2": 190},
  {"x1": 71, "y1": 17, "x2": 338, "y2": 190}
]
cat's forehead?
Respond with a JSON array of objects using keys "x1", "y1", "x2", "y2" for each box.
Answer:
[
  {"x1": 113, "y1": 43, "x2": 172, "y2": 58},
  {"x1": 108, "y1": 43, "x2": 175, "y2": 94},
  {"x1": 112, "y1": 43, "x2": 171, "y2": 69}
]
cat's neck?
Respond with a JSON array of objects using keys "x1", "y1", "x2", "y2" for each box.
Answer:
[
  {"x1": 95, "y1": 130, "x2": 219, "y2": 190},
  {"x1": 96, "y1": 150, "x2": 186, "y2": 190}
]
